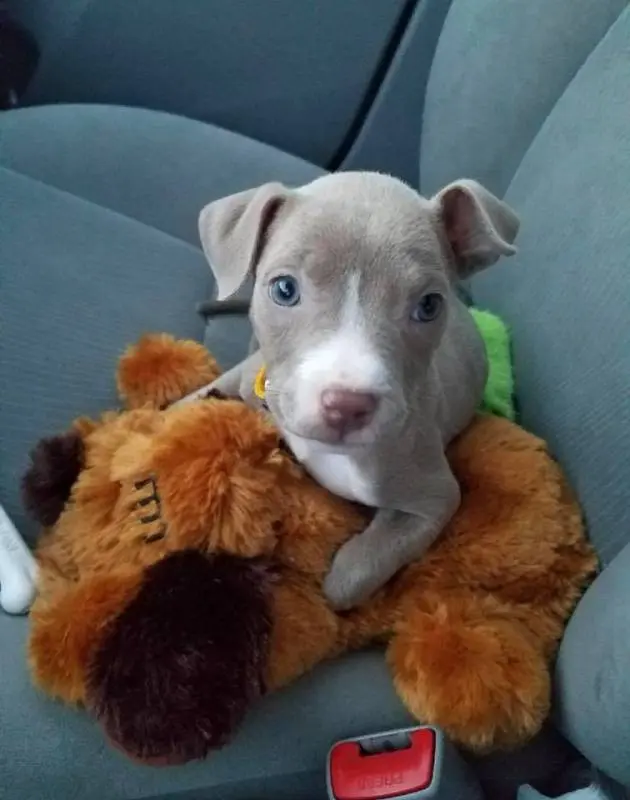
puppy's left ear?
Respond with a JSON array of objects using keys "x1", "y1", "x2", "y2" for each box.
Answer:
[
  {"x1": 198, "y1": 182, "x2": 292, "y2": 301},
  {"x1": 433, "y1": 180, "x2": 520, "y2": 278}
]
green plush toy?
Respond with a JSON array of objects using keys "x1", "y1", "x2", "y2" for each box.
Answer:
[{"x1": 471, "y1": 308, "x2": 515, "y2": 421}]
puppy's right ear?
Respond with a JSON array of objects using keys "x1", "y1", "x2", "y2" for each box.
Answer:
[
  {"x1": 198, "y1": 182, "x2": 291, "y2": 301},
  {"x1": 432, "y1": 179, "x2": 519, "y2": 279}
]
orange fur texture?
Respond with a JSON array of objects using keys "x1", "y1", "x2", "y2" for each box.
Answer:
[
  {"x1": 117, "y1": 333, "x2": 221, "y2": 409},
  {"x1": 28, "y1": 335, "x2": 597, "y2": 755}
]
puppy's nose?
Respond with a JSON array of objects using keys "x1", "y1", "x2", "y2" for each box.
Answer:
[{"x1": 320, "y1": 389, "x2": 378, "y2": 433}]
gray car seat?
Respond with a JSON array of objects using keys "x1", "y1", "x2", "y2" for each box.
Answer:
[{"x1": 1, "y1": 1, "x2": 629, "y2": 798}]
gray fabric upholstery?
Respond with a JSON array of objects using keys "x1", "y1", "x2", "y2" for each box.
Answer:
[
  {"x1": 554, "y1": 543, "x2": 630, "y2": 788},
  {"x1": 10, "y1": 0, "x2": 407, "y2": 166},
  {"x1": 420, "y1": 0, "x2": 627, "y2": 197},
  {"x1": 0, "y1": 105, "x2": 321, "y2": 245},
  {"x1": 341, "y1": 0, "x2": 453, "y2": 187},
  {"x1": 473, "y1": 6, "x2": 630, "y2": 567},
  {"x1": 203, "y1": 311, "x2": 253, "y2": 373}
]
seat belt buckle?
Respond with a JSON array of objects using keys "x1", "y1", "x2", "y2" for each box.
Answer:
[
  {"x1": 327, "y1": 726, "x2": 438, "y2": 800},
  {"x1": 327, "y1": 724, "x2": 480, "y2": 800}
]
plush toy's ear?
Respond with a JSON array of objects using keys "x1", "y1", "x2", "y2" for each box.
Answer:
[
  {"x1": 117, "y1": 334, "x2": 221, "y2": 410},
  {"x1": 87, "y1": 551, "x2": 272, "y2": 764},
  {"x1": 198, "y1": 182, "x2": 291, "y2": 301},
  {"x1": 432, "y1": 180, "x2": 519, "y2": 278},
  {"x1": 22, "y1": 431, "x2": 85, "y2": 526}
]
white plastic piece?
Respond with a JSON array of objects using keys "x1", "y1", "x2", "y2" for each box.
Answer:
[{"x1": 0, "y1": 504, "x2": 37, "y2": 614}]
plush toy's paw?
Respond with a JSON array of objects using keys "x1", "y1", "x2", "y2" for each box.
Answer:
[
  {"x1": 323, "y1": 536, "x2": 385, "y2": 611},
  {"x1": 21, "y1": 430, "x2": 84, "y2": 526},
  {"x1": 87, "y1": 550, "x2": 272, "y2": 764},
  {"x1": 388, "y1": 594, "x2": 550, "y2": 753}
]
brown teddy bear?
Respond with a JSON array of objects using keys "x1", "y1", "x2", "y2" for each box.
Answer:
[{"x1": 22, "y1": 334, "x2": 597, "y2": 766}]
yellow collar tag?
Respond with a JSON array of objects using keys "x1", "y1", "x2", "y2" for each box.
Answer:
[{"x1": 254, "y1": 366, "x2": 267, "y2": 401}]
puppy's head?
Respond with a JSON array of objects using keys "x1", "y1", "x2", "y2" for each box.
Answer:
[{"x1": 199, "y1": 172, "x2": 518, "y2": 446}]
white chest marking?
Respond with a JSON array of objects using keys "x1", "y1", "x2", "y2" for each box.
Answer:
[{"x1": 284, "y1": 431, "x2": 377, "y2": 507}]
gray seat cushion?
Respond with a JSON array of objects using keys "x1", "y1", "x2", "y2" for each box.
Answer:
[
  {"x1": 420, "y1": 0, "x2": 627, "y2": 197},
  {"x1": 0, "y1": 104, "x2": 321, "y2": 244},
  {"x1": 555, "y1": 542, "x2": 630, "y2": 788}
]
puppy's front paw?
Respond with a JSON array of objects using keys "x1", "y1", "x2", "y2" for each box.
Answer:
[
  {"x1": 323, "y1": 538, "x2": 383, "y2": 611},
  {"x1": 174, "y1": 380, "x2": 221, "y2": 406}
]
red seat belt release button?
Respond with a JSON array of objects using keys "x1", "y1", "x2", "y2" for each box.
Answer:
[{"x1": 328, "y1": 728, "x2": 436, "y2": 800}]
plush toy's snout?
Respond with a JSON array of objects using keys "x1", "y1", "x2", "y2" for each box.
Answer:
[{"x1": 87, "y1": 550, "x2": 273, "y2": 764}]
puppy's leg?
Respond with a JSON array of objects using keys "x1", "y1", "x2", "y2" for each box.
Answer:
[
  {"x1": 323, "y1": 460, "x2": 460, "y2": 611},
  {"x1": 175, "y1": 350, "x2": 263, "y2": 406}
]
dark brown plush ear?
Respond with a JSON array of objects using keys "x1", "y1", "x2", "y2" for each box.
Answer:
[
  {"x1": 22, "y1": 431, "x2": 84, "y2": 526},
  {"x1": 87, "y1": 550, "x2": 273, "y2": 764},
  {"x1": 198, "y1": 182, "x2": 291, "y2": 301},
  {"x1": 433, "y1": 179, "x2": 520, "y2": 278}
]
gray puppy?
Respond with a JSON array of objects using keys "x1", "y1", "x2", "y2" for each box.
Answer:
[{"x1": 185, "y1": 172, "x2": 519, "y2": 609}]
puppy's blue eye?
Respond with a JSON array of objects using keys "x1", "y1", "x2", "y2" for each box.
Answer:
[
  {"x1": 269, "y1": 275, "x2": 300, "y2": 306},
  {"x1": 411, "y1": 293, "x2": 443, "y2": 322}
]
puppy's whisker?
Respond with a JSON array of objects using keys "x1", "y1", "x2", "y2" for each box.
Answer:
[{"x1": 262, "y1": 387, "x2": 287, "y2": 399}]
